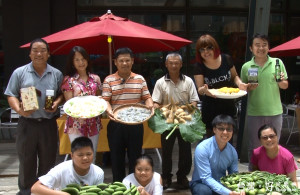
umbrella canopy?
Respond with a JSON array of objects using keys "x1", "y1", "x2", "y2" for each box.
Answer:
[
  {"x1": 21, "y1": 10, "x2": 192, "y2": 73},
  {"x1": 269, "y1": 36, "x2": 300, "y2": 57}
]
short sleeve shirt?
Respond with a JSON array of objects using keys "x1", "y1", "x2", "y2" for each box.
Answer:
[
  {"x1": 102, "y1": 72, "x2": 151, "y2": 110},
  {"x1": 122, "y1": 172, "x2": 163, "y2": 195},
  {"x1": 61, "y1": 73, "x2": 102, "y2": 136},
  {"x1": 39, "y1": 160, "x2": 104, "y2": 190},
  {"x1": 4, "y1": 62, "x2": 63, "y2": 119},
  {"x1": 193, "y1": 54, "x2": 235, "y2": 89},
  {"x1": 240, "y1": 56, "x2": 287, "y2": 116},
  {"x1": 152, "y1": 74, "x2": 199, "y2": 105},
  {"x1": 251, "y1": 146, "x2": 298, "y2": 175}
]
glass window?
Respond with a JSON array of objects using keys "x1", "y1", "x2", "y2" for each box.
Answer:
[
  {"x1": 190, "y1": 0, "x2": 249, "y2": 8},
  {"x1": 269, "y1": 14, "x2": 285, "y2": 49},
  {"x1": 167, "y1": 15, "x2": 185, "y2": 32},
  {"x1": 271, "y1": 0, "x2": 284, "y2": 10},
  {"x1": 128, "y1": 14, "x2": 163, "y2": 30},
  {"x1": 189, "y1": 14, "x2": 248, "y2": 74},
  {"x1": 77, "y1": 0, "x2": 185, "y2": 7},
  {"x1": 289, "y1": 0, "x2": 300, "y2": 11}
]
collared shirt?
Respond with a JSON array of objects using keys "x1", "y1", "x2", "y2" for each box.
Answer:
[
  {"x1": 191, "y1": 136, "x2": 238, "y2": 195},
  {"x1": 240, "y1": 56, "x2": 288, "y2": 116},
  {"x1": 102, "y1": 71, "x2": 151, "y2": 110},
  {"x1": 152, "y1": 73, "x2": 199, "y2": 105},
  {"x1": 4, "y1": 62, "x2": 63, "y2": 119}
]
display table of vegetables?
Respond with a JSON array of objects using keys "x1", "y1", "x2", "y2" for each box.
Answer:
[
  {"x1": 220, "y1": 171, "x2": 300, "y2": 195},
  {"x1": 148, "y1": 103, "x2": 206, "y2": 143},
  {"x1": 61, "y1": 181, "x2": 140, "y2": 195}
]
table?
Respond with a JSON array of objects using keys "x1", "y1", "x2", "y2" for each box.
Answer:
[
  {"x1": 286, "y1": 104, "x2": 298, "y2": 144},
  {"x1": 57, "y1": 115, "x2": 161, "y2": 155}
]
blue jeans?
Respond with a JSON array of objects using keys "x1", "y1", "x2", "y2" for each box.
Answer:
[{"x1": 190, "y1": 181, "x2": 219, "y2": 195}]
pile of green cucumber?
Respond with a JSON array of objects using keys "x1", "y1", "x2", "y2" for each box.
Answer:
[{"x1": 61, "y1": 181, "x2": 140, "y2": 195}]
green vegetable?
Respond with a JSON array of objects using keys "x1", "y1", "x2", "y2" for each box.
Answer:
[
  {"x1": 148, "y1": 107, "x2": 206, "y2": 143},
  {"x1": 61, "y1": 183, "x2": 142, "y2": 195},
  {"x1": 61, "y1": 187, "x2": 79, "y2": 195},
  {"x1": 220, "y1": 171, "x2": 300, "y2": 195},
  {"x1": 66, "y1": 183, "x2": 81, "y2": 191}
]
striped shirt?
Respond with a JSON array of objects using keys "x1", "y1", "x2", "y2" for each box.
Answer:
[{"x1": 102, "y1": 72, "x2": 151, "y2": 109}]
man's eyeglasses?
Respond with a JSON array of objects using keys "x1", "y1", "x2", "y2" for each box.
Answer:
[
  {"x1": 31, "y1": 49, "x2": 47, "y2": 54},
  {"x1": 260, "y1": 134, "x2": 277, "y2": 141},
  {"x1": 216, "y1": 126, "x2": 233, "y2": 132},
  {"x1": 199, "y1": 46, "x2": 214, "y2": 53}
]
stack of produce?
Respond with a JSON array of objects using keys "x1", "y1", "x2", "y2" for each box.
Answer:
[
  {"x1": 148, "y1": 102, "x2": 206, "y2": 143},
  {"x1": 160, "y1": 103, "x2": 195, "y2": 124},
  {"x1": 217, "y1": 87, "x2": 240, "y2": 94},
  {"x1": 220, "y1": 171, "x2": 300, "y2": 195},
  {"x1": 61, "y1": 182, "x2": 140, "y2": 195}
]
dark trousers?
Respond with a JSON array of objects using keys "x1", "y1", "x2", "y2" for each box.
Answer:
[
  {"x1": 161, "y1": 128, "x2": 191, "y2": 180},
  {"x1": 107, "y1": 120, "x2": 143, "y2": 182},
  {"x1": 190, "y1": 181, "x2": 219, "y2": 195},
  {"x1": 17, "y1": 117, "x2": 58, "y2": 195}
]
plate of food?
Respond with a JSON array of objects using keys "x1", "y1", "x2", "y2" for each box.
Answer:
[
  {"x1": 208, "y1": 87, "x2": 247, "y2": 99},
  {"x1": 63, "y1": 96, "x2": 107, "y2": 118},
  {"x1": 113, "y1": 104, "x2": 153, "y2": 125}
]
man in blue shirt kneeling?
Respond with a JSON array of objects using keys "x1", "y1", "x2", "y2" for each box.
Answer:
[{"x1": 190, "y1": 114, "x2": 245, "y2": 195}]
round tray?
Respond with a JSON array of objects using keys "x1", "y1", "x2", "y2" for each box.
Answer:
[
  {"x1": 208, "y1": 89, "x2": 247, "y2": 99},
  {"x1": 113, "y1": 104, "x2": 153, "y2": 125},
  {"x1": 63, "y1": 96, "x2": 107, "y2": 119}
]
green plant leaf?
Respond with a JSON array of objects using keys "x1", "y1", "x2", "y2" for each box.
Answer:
[{"x1": 148, "y1": 107, "x2": 206, "y2": 143}]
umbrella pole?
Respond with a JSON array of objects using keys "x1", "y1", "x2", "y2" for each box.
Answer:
[{"x1": 108, "y1": 35, "x2": 112, "y2": 74}]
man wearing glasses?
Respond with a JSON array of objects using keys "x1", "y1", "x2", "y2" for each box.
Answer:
[{"x1": 190, "y1": 115, "x2": 246, "y2": 195}]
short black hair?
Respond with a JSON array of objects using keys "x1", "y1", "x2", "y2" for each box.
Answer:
[
  {"x1": 30, "y1": 38, "x2": 50, "y2": 52},
  {"x1": 114, "y1": 47, "x2": 134, "y2": 59},
  {"x1": 71, "y1": 137, "x2": 94, "y2": 153},
  {"x1": 257, "y1": 124, "x2": 277, "y2": 139},
  {"x1": 211, "y1": 114, "x2": 236, "y2": 131},
  {"x1": 250, "y1": 33, "x2": 270, "y2": 46},
  {"x1": 135, "y1": 154, "x2": 154, "y2": 172}
]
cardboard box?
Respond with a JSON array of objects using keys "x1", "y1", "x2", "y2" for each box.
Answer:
[{"x1": 20, "y1": 86, "x2": 39, "y2": 111}]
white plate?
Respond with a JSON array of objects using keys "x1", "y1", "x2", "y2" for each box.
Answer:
[
  {"x1": 208, "y1": 89, "x2": 247, "y2": 99},
  {"x1": 63, "y1": 96, "x2": 107, "y2": 118}
]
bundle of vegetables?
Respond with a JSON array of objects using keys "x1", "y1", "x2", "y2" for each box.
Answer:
[
  {"x1": 148, "y1": 103, "x2": 206, "y2": 143},
  {"x1": 61, "y1": 181, "x2": 140, "y2": 195},
  {"x1": 220, "y1": 171, "x2": 300, "y2": 195}
]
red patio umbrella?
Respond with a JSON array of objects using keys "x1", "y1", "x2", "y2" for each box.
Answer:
[
  {"x1": 21, "y1": 10, "x2": 192, "y2": 73},
  {"x1": 269, "y1": 36, "x2": 300, "y2": 57}
]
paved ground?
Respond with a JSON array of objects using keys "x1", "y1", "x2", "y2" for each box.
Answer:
[{"x1": 0, "y1": 128, "x2": 300, "y2": 195}]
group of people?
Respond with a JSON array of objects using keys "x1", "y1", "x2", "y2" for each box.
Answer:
[
  {"x1": 190, "y1": 33, "x2": 297, "y2": 195},
  {"x1": 4, "y1": 31, "x2": 298, "y2": 195}
]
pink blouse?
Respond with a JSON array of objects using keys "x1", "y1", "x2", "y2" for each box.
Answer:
[
  {"x1": 251, "y1": 145, "x2": 298, "y2": 175},
  {"x1": 61, "y1": 73, "x2": 102, "y2": 136}
]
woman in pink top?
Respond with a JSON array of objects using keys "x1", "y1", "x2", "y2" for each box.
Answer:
[
  {"x1": 61, "y1": 46, "x2": 102, "y2": 162},
  {"x1": 250, "y1": 124, "x2": 298, "y2": 186}
]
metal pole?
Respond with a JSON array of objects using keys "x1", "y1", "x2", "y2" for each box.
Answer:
[{"x1": 108, "y1": 35, "x2": 112, "y2": 74}]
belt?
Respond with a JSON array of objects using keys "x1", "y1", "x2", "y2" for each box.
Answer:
[{"x1": 20, "y1": 117, "x2": 51, "y2": 122}]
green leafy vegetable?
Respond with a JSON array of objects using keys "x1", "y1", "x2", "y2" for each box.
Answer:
[
  {"x1": 148, "y1": 108, "x2": 206, "y2": 143},
  {"x1": 220, "y1": 171, "x2": 300, "y2": 195}
]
